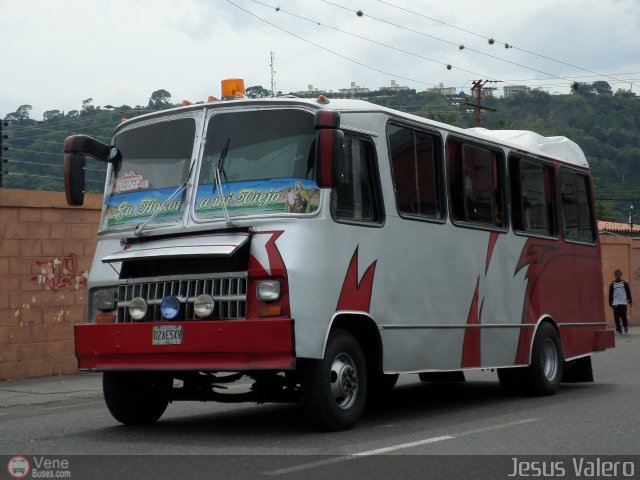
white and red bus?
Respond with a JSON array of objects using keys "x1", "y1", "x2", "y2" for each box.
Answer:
[{"x1": 64, "y1": 79, "x2": 614, "y2": 431}]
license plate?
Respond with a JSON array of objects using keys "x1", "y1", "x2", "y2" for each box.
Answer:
[{"x1": 152, "y1": 325, "x2": 183, "y2": 345}]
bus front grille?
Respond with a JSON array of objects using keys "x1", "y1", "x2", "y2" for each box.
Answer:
[{"x1": 116, "y1": 273, "x2": 247, "y2": 322}]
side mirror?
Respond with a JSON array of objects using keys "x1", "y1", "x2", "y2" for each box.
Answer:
[
  {"x1": 315, "y1": 129, "x2": 345, "y2": 189},
  {"x1": 63, "y1": 135, "x2": 111, "y2": 163},
  {"x1": 64, "y1": 155, "x2": 86, "y2": 206}
]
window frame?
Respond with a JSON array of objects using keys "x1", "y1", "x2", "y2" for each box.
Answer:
[
  {"x1": 558, "y1": 166, "x2": 597, "y2": 245},
  {"x1": 508, "y1": 154, "x2": 558, "y2": 239},
  {"x1": 446, "y1": 136, "x2": 508, "y2": 232},
  {"x1": 330, "y1": 134, "x2": 385, "y2": 228},
  {"x1": 386, "y1": 121, "x2": 446, "y2": 224}
]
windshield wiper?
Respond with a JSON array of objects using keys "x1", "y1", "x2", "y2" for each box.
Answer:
[
  {"x1": 213, "y1": 137, "x2": 235, "y2": 226},
  {"x1": 133, "y1": 162, "x2": 193, "y2": 237}
]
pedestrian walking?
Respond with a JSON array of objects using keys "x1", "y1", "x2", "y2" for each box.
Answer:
[{"x1": 609, "y1": 269, "x2": 632, "y2": 335}]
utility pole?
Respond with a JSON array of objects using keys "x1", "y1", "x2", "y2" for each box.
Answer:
[
  {"x1": 269, "y1": 51, "x2": 277, "y2": 97},
  {"x1": 464, "y1": 80, "x2": 499, "y2": 127}
]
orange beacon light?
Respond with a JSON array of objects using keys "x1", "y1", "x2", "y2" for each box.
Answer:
[{"x1": 221, "y1": 78, "x2": 246, "y2": 98}]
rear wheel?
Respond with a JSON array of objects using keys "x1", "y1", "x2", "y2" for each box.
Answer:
[
  {"x1": 103, "y1": 372, "x2": 171, "y2": 425},
  {"x1": 499, "y1": 322, "x2": 563, "y2": 396},
  {"x1": 527, "y1": 322, "x2": 563, "y2": 395},
  {"x1": 300, "y1": 330, "x2": 367, "y2": 431}
]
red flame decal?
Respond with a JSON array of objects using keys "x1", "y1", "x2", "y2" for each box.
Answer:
[{"x1": 336, "y1": 246, "x2": 377, "y2": 312}]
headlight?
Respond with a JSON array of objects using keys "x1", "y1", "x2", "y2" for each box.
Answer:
[
  {"x1": 94, "y1": 289, "x2": 116, "y2": 311},
  {"x1": 128, "y1": 297, "x2": 148, "y2": 321},
  {"x1": 257, "y1": 280, "x2": 281, "y2": 302},
  {"x1": 194, "y1": 294, "x2": 215, "y2": 318},
  {"x1": 160, "y1": 296, "x2": 181, "y2": 320}
]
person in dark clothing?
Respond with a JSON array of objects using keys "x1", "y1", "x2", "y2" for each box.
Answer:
[{"x1": 609, "y1": 269, "x2": 632, "y2": 335}]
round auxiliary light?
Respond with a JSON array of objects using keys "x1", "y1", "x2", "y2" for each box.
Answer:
[
  {"x1": 128, "y1": 297, "x2": 148, "y2": 321},
  {"x1": 193, "y1": 294, "x2": 215, "y2": 318},
  {"x1": 160, "y1": 296, "x2": 181, "y2": 320}
]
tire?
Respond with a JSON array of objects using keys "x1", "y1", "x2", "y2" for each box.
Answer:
[
  {"x1": 300, "y1": 330, "x2": 368, "y2": 431},
  {"x1": 499, "y1": 322, "x2": 563, "y2": 396},
  {"x1": 103, "y1": 372, "x2": 171, "y2": 425},
  {"x1": 527, "y1": 322, "x2": 564, "y2": 395}
]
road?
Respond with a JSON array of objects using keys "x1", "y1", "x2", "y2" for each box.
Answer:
[{"x1": 1, "y1": 330, "x2": 639, "y2": 479}]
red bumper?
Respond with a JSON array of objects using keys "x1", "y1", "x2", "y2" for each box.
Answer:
[
  {"x1": 75, "y1": 319, "x2": 295, "y2": 371},
  {"x1": 592, "y1": 328, "x2": 615, "y2": 351}
]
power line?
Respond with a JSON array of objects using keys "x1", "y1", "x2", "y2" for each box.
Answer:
[
  {"x1": 318, "y1": 0, "x2": 577, "y2": 83},
  {"x1": 250, "y1": 0, "x2": 491, "y2": 79},
  {"x1": 375, "y1": 0, "x2": 631, "y2": 86},
  {"x1": 5, "y1": 158, "x2": 106, "y2": 172},
  {"x1": 224, "y1": 0, "x2": 440, "y2": 87}
]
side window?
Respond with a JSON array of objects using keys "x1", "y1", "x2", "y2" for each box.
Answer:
[
  {"x1": 510, "y1": 156, "x2": 555, "y2": 236},
  {"x1": 448, "y1": 140, "x2": 505, "y2": 228},
  {"x1": 560, "y1": 169, "x2": 596, "y2": 243},
  {"x1": 331, "y1": 136, "x2": 382, "y2": 224},
  {"x1": 387, "y1": 124, "x2": 442, "y2": 219}
]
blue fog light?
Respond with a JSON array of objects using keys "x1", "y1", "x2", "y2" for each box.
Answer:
[{"x1": 160, "y1": 296, "x2": 181, "y2": 320}]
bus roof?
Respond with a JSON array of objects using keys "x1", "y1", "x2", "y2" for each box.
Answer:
[
  {"x1": 117, "y1": 96, "x2": 589, "y2": 169},
  {"x1": 321, "y1": 98, "x2": 589, "y2": 168}
]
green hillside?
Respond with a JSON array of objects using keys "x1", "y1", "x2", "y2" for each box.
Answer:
[{"x1": 2, "y1": 85, "x2": 638, "y2": 221}]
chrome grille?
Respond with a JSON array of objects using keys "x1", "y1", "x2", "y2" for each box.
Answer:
[{"x1": 117, "y1": 273, "x2": 247, "y2": 322}]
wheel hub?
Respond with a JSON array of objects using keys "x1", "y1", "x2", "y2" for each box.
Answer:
[{"x1": 330, "y1": 353, "x2": 359, "y2": 409}]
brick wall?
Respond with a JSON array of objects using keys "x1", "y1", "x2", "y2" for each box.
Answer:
[
  {"x1": 0, "y1": 189, "x2": 101, "y2": 380},
  {"x1": 601, "y1": 235, "x2": 640, "y2": 327}
]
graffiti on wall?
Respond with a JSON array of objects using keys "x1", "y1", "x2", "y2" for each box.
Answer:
[{"x1": 32, "y1": 253, "x2": 89, "y2": 292}]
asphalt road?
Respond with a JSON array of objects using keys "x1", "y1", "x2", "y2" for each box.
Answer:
[{"x1": 1, "y1": 330, "x2": 639, "y2": 479}]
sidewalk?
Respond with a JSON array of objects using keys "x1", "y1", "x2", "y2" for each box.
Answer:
[{"x1": 0, "y1": 371, "x2": 102, "y2": 409}]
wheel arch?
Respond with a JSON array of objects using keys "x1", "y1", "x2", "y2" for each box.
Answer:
[
  {"x1": 528, "y1": 315, "x2": 564, "y2": 364},
  {"x1": 323, "y1": 311, "x2": 383, "y2": 373}
]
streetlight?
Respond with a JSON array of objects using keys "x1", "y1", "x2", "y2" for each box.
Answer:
[{"x1": 629, "y1": 204, "x2": 634, "y2": 236}]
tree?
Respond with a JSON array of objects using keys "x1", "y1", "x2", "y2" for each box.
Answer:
[
  {"x1": 17, "y1": 104, "x2": 32, "y2": 120},
  {"x1": 245, "y1": 85, "x2": 270, "y2": 98},
  {"x1": 571, "y1": 82, "x2": 593, "y2": 96},
  {"x1": 81, "y1": 98, "x2": 95, "y2": 115},
  {"x1": 148, "y1": 89, "x2": 172, "y2": 109},
  {"x1": 591, "y1": 81, "x2": 612, "y2": 95},
  {"x1": 43, "y1": 110, "x2": 63, "y2": 121}
]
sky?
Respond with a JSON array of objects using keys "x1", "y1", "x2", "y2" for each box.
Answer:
[{"x1": 1, "y1": 0, "x2": 639, "y2": 120}]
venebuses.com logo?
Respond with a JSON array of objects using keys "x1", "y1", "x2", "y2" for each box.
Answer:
[
  {"x1": 7, "y1": 456, "x2": 71, "y2": 479},
  {"x1": 7, "y1": 456, "x2": 30, "y2": 479}
]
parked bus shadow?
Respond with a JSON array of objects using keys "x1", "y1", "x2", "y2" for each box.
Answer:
[{"x1": 77, "y1": 374, "x2": 616, "y2": 448}]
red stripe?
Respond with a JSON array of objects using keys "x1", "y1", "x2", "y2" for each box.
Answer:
[
  {"x1": 485, "y1": 232, "x2": 499, "y2": 274},
  {"x1": 461, "y1": 278, "x2": 481, "y2": 368}
]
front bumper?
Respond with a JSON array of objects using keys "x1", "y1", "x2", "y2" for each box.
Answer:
[{"x1": 75, "y1": 318, "x2": 295, "y2": 371}]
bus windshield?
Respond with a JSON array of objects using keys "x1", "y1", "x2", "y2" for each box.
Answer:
[
  {"x1": 194, "y1": 109, "x2": 320, "y2": 218},
  {"x1": 100, "y1": 118, "x2": 196, "y2": 231}
]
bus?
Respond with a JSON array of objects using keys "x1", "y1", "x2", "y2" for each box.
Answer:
[{"x1": 64, "y1": 79, "x2": 615, "y2": 431}]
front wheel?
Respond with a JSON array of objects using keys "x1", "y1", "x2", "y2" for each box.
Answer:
[
  {"x1": 300, "y1": 330, "x2": 368, "y2": 431},
  {"x1": 103, "y1": 372, "x2": 171, "y2": 425}
]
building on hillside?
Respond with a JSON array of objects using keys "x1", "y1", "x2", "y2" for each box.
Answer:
[
  {"x1": 293, "y1": 84, "x2": 328, "y2": 96},
  {"x1": 379, "y1": 80, "x2": 411, "y2": 93},
  {"x1": 339, "y1": 82, "x2": 370, "y2": 95},
  {"x1": 429, "y1": 83, "x2": 457, "y2": 96},
  {"x1": 503, "y1": 85, "x2": 531, "y2": 97}
]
